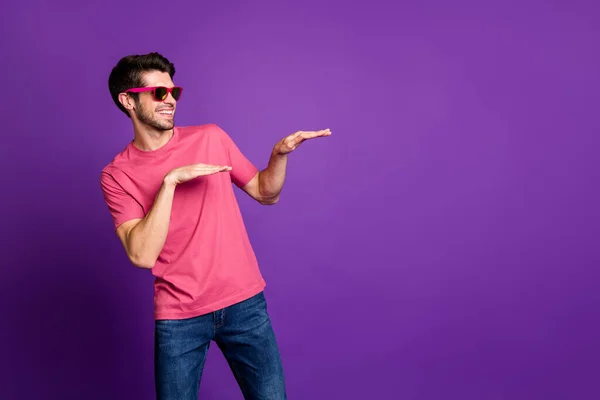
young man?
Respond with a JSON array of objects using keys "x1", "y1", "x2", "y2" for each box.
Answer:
[{"x1": 100, "y1": 52, "x2": 331, "y2": 400}]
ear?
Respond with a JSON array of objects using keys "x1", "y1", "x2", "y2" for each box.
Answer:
[{"x1": 118, "y1": 92, "x2": 136, "y2": 113}]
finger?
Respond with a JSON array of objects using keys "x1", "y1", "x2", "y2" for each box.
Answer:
[
  {"x1": 297, "y1": 132, "x2": 318, "y2": 141},
  {"x1": 308, "y1": 129, "x2": 331, "y2": 136},
  {"x1": 193, "y1": 164, "x2": 230, "y2": 170},
  {"x1": 192, "y1": 167, "x2": 223, "y2": 176},
  {"x1": 192, "y1": 162, "x2": 229, "y2": 167},
  {"x1": 291, "y1": 128, "x2": 330, "y2": 136},
  {"x1": 196, "y1": 170, "x2": 222, "y2": 177},
  {"x1": 200, "y1": 166, "x2": 232, "y2": 175},
  {"x1": 193, "y1": 164, "x2": 219, "y2": 168},
  {"x1": 286, "y1": 130, "x2": 316, "y2": 144},
  {"x1": 191, "y1": 167, "x2": 219, "y2": 173},
  {"x1": 304, "y1": 130, "x2": 331, "y2": 140},
  {"x1": 286, "y1": 137, "x2": 303, "y2": 148},
  {"x1": 289, "y1": 131, "x2": 304, "y2": 141}
]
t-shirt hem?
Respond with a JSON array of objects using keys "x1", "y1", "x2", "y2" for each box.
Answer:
[{"x1": 153, "y1": 282, "x2": 267, "y2": 320}]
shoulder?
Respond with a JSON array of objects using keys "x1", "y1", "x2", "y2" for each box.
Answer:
[
  {"x1": 99, "y1": 163, "x2": 123, "y2": 193},
  {"x1": 100, "y1": 150, "x2": 128, "y2": 181},
  {"x1": 99, "y1": 145, "x2": 133, "y2": 191}
]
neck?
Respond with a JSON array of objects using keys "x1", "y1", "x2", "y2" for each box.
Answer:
[{"x1": 131, "y1": 120, "x2": 174, "y2": 151}]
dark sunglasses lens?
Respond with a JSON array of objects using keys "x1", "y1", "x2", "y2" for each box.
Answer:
[
  {"x1": 172, "y1": 87, "x2": 182, "y2": 100},
  {"x1": 154, "y1": 87, "x2": 168, "y2": 100}
]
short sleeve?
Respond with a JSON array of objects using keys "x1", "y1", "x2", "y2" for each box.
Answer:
[
  {"x1": 214, "y1": 125, "x2": 259, "y2": 188},
  {"x1": 100, "y1": 171, "x2": 146, "y2": 229}
]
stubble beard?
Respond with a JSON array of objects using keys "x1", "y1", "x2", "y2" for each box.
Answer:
[{"x1": 135, "y1": 102, "x2": 174, "y2": 131}]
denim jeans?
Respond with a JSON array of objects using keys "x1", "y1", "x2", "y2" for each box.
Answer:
[{"x1": 154, "y1": 291, "x2": 287, "y2": 399}]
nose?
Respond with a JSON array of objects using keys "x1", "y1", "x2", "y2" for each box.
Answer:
[{"x1": 163, "y1": 92, "x2": 177, "y2": 104}]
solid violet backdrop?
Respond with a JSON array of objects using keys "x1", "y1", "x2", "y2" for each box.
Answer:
[{"x1": 2, "y1": 0, "x2": 599, "y2": 399}]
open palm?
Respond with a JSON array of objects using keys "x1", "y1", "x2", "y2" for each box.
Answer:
[{"x1": 274, "y1": 129, "x2": 331, "y2": 155}]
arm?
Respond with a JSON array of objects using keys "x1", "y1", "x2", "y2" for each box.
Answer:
[
  {"x1": 242, "y1": 150, "x2": 288, "y2": 205},
  {"x1": 115, "y1": 178, "x2": 177, "y2": 269},
  {"x1": 103, "y1": 163, "x2": 231, "y2": 269},
  {"x1": 241, "y1": 129, "x2": 332, "y2": 205}
]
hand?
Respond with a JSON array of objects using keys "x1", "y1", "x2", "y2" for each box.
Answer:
[
  {"x1": 274, "y1": 129, "x2": 331, "y2": 155},
  {"x1": 164, "y1": 163, "x2": 232, "y2": 186}
]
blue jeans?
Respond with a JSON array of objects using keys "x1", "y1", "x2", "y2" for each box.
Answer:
[{"x1": 154, "y1": 291, "x2": 287, "y2": 399}]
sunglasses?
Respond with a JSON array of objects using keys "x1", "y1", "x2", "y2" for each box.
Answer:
[{"x1": 126, "y1": 86, "x2": 183, "y2": 101}]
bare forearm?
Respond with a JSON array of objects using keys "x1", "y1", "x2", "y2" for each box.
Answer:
[
  {"x1": 258, "y1": 150, "x2": 288, "y2": 204},
  {"x1": 127, "y1": 179, "x2": 176, "y2": 268}
]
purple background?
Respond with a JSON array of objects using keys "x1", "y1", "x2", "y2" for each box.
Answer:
[{"x1": 2, "y1": 0, "x2": 599, "y2": 399}]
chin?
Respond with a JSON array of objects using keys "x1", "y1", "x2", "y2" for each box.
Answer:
[
  {"x1": 157, "y1": 116, "x2": 175, "y2": 129},
  {"x1": 152, "y1": 120, "x2": 175, "y2": 131}
]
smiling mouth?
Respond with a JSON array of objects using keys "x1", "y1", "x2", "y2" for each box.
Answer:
[{"x1": 158, "y1": 109, "x2": 174, "y2": 117}]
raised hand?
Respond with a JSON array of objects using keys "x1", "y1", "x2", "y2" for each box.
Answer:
[
  {"x1": 164, "y1": 163, "x2": 232, "y2": 186},
  {"x1": 274, "y1": 129, "x2": 331, "y2": 155}
]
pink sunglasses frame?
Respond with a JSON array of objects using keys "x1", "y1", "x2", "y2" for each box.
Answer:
[{"x1": 125, "y1": 86, "x2": 183, "y2": 101}]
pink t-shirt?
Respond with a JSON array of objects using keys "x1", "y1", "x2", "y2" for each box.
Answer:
[{"x1": 100, "y1": 124, "x2": 266, "y2": 320}]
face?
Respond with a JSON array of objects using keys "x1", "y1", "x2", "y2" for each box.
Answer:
[{"x1": 129, "y1": 71, "x2": 178, "y2": 131}]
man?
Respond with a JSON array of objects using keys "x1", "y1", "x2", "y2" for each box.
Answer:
[{"x1": 100, "y1": 52, "x2": 331, "y2": 400}]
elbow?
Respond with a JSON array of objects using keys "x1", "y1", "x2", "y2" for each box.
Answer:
[
  {"x1": 129, "y1": 254, "x2": 156, "y2": 269},
  {"x1": 255, "y1": 174, "x2": 281, "y2": 205},
  {"x1": 259, "y1": 195, "x2": 279, "y2": 205},
  {"x1": 124, "y1": 236, "x2": 156, "y2": 269}
]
